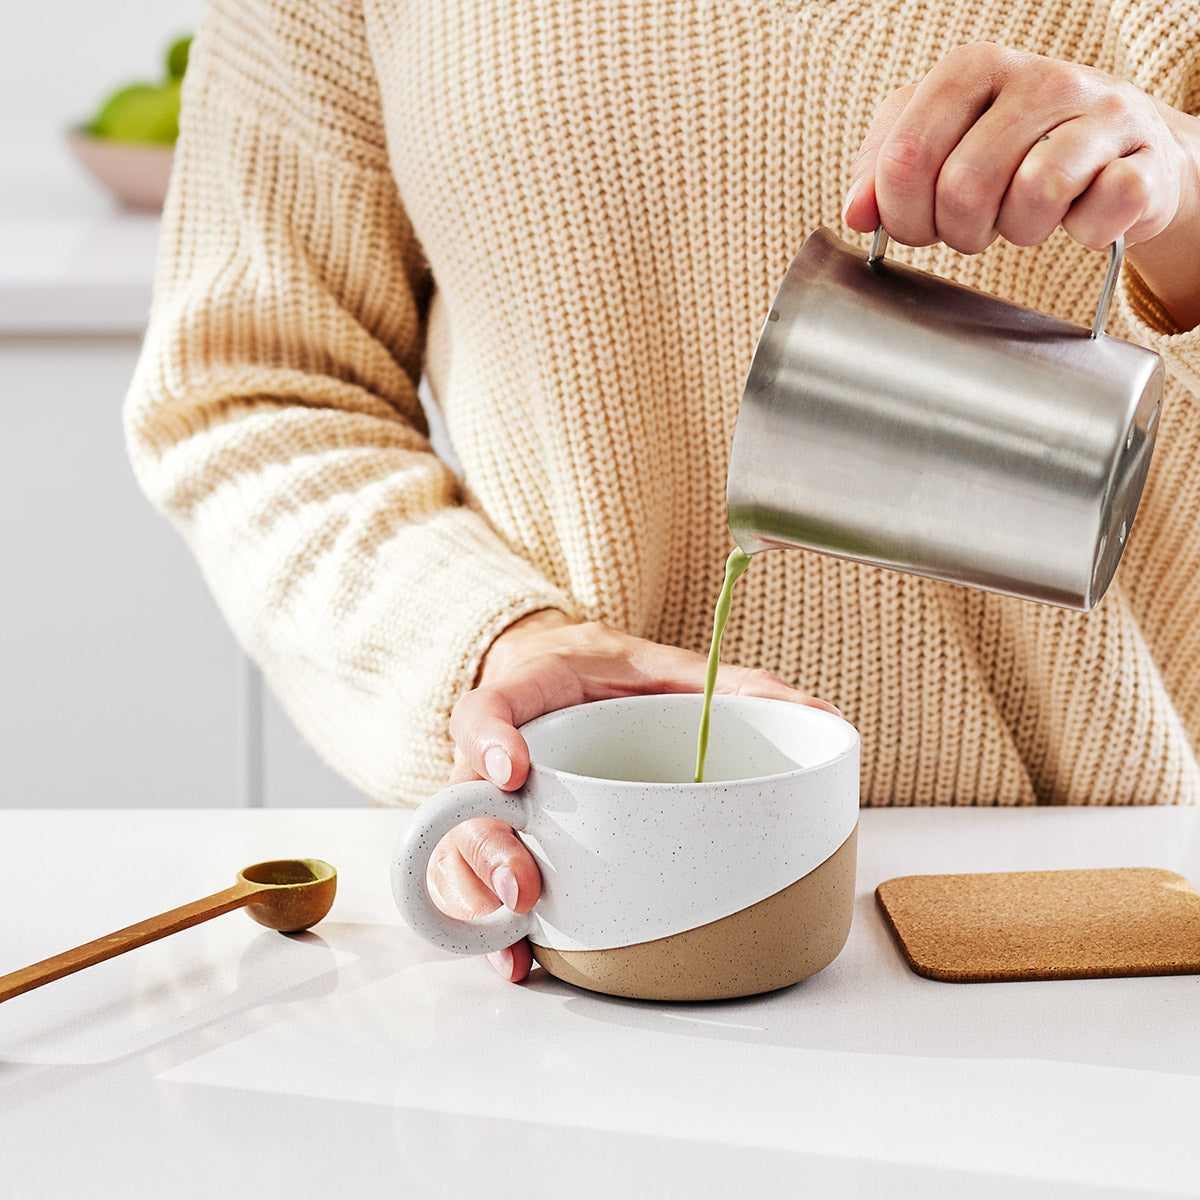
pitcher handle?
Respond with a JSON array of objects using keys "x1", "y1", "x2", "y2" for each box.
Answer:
[{"x1": 866, "y1": 225, "x2": 1123, "y2": 341}]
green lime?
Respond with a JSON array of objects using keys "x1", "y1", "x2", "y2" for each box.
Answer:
[
  {"x1": 90, "y1": 80, "x2": 181, "y2": 143},
  {"x1": 166, "y1": 35, "x2": 192, "y2": 81},
  {"x1": 89, "y1": 83, "x2": 156, "y2": 137}
]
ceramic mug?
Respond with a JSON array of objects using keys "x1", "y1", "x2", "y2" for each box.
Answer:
[{"x1": 392, "y1": 693, "x2": 860, "y2": 1001}]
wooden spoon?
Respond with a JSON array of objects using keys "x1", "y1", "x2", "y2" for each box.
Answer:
[{"x1": 0, "y1": 858, "x2": 337, "y2": 1003}]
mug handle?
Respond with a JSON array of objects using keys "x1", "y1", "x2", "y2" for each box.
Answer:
[{"x1": 391, "y1": 780, "x2": 535, "y2": 956}]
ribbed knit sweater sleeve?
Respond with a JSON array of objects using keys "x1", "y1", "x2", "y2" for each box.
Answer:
[{"x1": 123, "y1": 0, "x2": 577, "y2": 804}]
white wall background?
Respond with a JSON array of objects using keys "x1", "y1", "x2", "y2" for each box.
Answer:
[{"x1": 2, "y1": 0, "x2": 204, "y2": 190}]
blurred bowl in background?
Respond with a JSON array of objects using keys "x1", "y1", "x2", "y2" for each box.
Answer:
[{"x1": 66, "y1": 129, "x2": 174, "y2": 213}]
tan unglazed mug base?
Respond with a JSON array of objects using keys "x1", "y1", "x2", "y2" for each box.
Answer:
[{"x1": 530, "y1": 824, "x2": 858, "y2": 1002}]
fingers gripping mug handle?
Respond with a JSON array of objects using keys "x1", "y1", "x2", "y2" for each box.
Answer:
[{"x1": 391, "y1": 780, "x2": 534, "y2": 956}]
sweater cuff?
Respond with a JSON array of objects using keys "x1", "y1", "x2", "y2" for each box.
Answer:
[
  {"x1": 240, "y1": 507, "x2": 579, "y2": 808},
  {"x1": 1115, "y1": 265, "x2": 1200, "y2": 398}
]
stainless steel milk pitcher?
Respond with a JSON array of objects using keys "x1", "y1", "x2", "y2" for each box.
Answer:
[{"x1": 726, "y1": 227, "x2": 1164, "y2": 610}]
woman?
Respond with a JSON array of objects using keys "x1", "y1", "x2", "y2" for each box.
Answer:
[{"x1": 125, "y1": 1, "x2": 1200, "y2": 982}]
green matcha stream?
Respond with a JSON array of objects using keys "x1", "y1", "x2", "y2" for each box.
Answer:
[{"x1": 694, "y1": 546, "x2": 754, "y2": 783}]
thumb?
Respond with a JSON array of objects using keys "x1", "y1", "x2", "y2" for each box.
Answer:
[{"x1": 842, "y1": 85, "x2": 914, "y2": 234}]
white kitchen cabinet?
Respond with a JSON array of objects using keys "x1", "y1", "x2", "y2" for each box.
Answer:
[
  {"x1": 0, "y1": 199, "x2": 363, "y2": 808},
  {"x1": 0, "y1": 335, "x2": 242, "y2": 806},
  {"x1": 0, "y1": 335, "x2": 365, "y2": 809}
]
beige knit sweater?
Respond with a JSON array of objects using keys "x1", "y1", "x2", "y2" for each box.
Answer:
[{"x1": 126, "y1": 0, "x2": 1200, "y2": 808}]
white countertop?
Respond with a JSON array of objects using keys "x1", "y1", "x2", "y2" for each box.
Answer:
[
  {"x1": 0, "y1": 152, "x2": 159, "y2": 336},
  {"x1": 1, "y1": 805, "x2": 1198, "y2": 1199}
]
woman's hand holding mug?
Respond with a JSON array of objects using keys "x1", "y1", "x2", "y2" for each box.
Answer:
[{"x1": 428, "y1": 611, "x2": 838, "y2": 983}]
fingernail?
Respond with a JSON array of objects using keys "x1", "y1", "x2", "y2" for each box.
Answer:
[
  {"x1": 487, "y1": 946, "x2": 515, "y2": 980},
  {"x1": 484, "y1": 745, "x2": 512, "y2": 787},
  {"x1": 492, "y1": 865, "x2": 520, "y2": 911}
]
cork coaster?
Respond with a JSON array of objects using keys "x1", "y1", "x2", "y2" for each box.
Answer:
[{"x1": 875, "y1": 867, "x2": 1200, "y2": 983}]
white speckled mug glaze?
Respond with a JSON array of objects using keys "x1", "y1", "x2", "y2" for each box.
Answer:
[{"x1": 392, "y1": 694, "x2": 860, "y2": 1000}]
